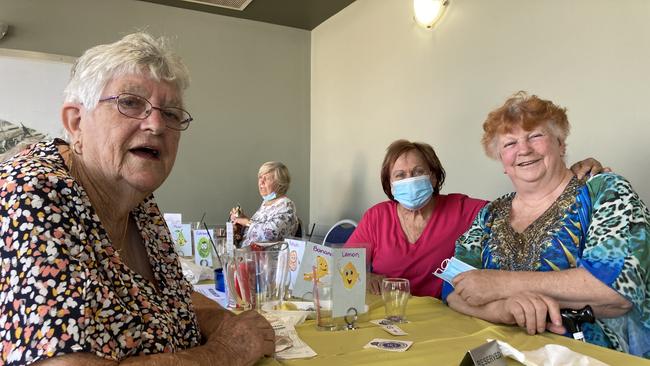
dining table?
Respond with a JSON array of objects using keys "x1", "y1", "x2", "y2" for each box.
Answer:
[{"x1": 256, "y1": 295, "x2": 650, "y2": 365}]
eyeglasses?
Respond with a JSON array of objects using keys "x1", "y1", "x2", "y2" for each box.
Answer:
[{"x1": 98, "y1": 93, "x2": 193, "y2": 131}]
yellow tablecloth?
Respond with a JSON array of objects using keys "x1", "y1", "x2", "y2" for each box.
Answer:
[{"x1": 260, "y1": 296, "x2": 649, "y2": 365}]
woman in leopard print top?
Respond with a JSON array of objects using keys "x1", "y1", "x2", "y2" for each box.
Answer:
[{"x1": 444, "y1": 92, "x2": 650, "y2": 358}]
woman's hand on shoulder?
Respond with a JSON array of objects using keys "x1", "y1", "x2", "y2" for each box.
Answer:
[
  {"x1": 367, "y1": 272, "x2": 386, "y2": 295},
  {"x1": 569, "y1": 158, "x2": 611, "y2": 179},
  {"x1": 501, "y1": 292, "x2": 565, "y2": 336}
]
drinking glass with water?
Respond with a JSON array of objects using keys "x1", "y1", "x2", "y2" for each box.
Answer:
[{"x1": 381, "y1": 278, "x2": 410, "y2": 323}]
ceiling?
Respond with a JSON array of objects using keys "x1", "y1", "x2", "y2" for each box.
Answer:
[{"x1": 138, "y1": 0, "x2": 357, "y2": 30}]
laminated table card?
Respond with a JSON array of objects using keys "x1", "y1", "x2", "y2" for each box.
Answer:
[
  {"x1": 292, "y1": 244, "x2": 366, "y2": 320},
  {"x1": 193, "y1": 229, "x2": 213, "y2": 267},
  {"x1": 331, "y1": 248, "x2": 366, "y2": 318},
  {"x1": 292, "y1": 243, "x2": 332, "y2": 299},
  {"x1": 286, "y1": 238, "x2": 308, "y2": 293},
  {"x1": 225, "y1": 222, "x2": 236, "y2": 254},
  {"x1": 163, "y1": 213, "x2": 182, "y2": 227},
  {"x1": 170, "y1": 223, "x2": 192, "y2": 257}
]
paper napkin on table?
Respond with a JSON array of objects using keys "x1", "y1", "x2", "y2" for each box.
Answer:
[
  {"x1": 180, "y1": 257, "x2": 213, "y2": 284},
  {"x1": 264, "y1": 313, "x2": 317, "y2": 360},
  {"x1": 489, "y1": 339, "x2": 610, "y2": 366}
]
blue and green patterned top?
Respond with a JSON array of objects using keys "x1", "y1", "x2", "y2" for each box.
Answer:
[{"x1": 445, "y1": 173, "x2": 650, "y2": 358}]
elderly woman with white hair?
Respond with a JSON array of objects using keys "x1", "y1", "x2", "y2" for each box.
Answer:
[
  {"x1": 231, "y1": 161, "x2": 299, "y2": 246},
  {"x1": 0, "y1": 33, "x2": 274, "y2": 365}
]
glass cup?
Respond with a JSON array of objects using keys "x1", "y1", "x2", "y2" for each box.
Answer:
[
  {"x1": 223, "y1": 252, "x2": 245, "y2": 309},
  {"x1": 310, "y1": 270, "x2": 363, "y2": 331},
  {"x1": 225, "y1": 245, "x2": 290, "y2": 311},
  {"x1": 381, "y1": 278, "x2": 410, "y2": 323},
  {"x1": 250, "y1": 246, "x2": 290, "y2": 311},
  {"x1": 313, "y1": 279, "x2": 336, "y2": 330}
]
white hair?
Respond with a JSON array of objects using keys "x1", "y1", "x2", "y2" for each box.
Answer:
[
  {"x1": 258, "y1": 161, "x2": 291, "y2": 195},
  {"x1": 63, "y1": 32, "x2": 190, "y2": 110}
]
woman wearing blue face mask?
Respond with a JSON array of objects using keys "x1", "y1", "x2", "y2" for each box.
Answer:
[
  {"x1": 345, "y1": 139, "x2": 606, "y2": 298},
  {"x1": 345, "y1": 140, "x2": 489, "y2": 297},
  {"x1": 230, "y1": 161, "x2": 299, "y2": 247}
]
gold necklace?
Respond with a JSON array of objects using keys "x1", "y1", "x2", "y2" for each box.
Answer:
[{"x1": 113, "y1": 214, "x2": 131, "y2": 259}]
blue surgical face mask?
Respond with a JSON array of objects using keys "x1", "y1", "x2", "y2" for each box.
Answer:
[
  {"x1": 391, "y1": 175, "x2": 434, "y2": 210},
  {"x1": 262, "y1": 191, "x2": 277, "y2": 202},
  {"x1": 432, "y1": 257, "x2": 476, "y2": 286}
]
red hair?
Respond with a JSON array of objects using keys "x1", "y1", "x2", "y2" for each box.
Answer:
[{"x1": 482, "y1": 91, "x2": 570, "y2": 159}]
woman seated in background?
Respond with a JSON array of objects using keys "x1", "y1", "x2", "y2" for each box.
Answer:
[
  {"x1": 0, "y1": 32, "x2": 274, "y2": 365},
  {"x1": 346, "y1": 139, "x2": 606, "y2": 298},
  {"x1": 444, "y1": 91, "x2": 650, "y2": 357},
  {"x1": 231, "y1": 161, "x2": 299, "y2": 246}
]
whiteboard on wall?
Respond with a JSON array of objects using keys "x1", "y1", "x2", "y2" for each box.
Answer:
[{"x1": 0, "y1": 48, "x2": 75, "y2": 138}]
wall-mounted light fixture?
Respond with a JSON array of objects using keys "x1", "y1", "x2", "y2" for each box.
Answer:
[{"x1": 413, "y1": 0, "x2": 449, "y2": 29}]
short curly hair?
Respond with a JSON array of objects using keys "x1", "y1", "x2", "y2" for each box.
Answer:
[
  {"x1": 380, "y1": 139, "x2": 446, "y2": 201},
  {"x1": 482, "y1": 91, "x2": 570, "y2": 159}
]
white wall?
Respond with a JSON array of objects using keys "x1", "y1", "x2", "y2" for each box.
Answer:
[
  {"x1": 0, "y1": 49, "x2": 73, "y2": 138},
  {"x1": 310, "y1": 0, "x2": 650, "y2": 225},
  {"x1": 0, "y1": 0, "x2": 310, "y2": 226}
]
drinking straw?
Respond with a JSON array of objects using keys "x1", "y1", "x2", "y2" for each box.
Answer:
[
  {"x1": 312, "y1": 266, "x2": 320, "y2": 324},
  {"x1": 203, "y1": 220, "x2": 223, "y2": 267},
  {"x1": 308, "y1": 223, "x2": 316, "y2": 240},
  {"x1": 239, "y1": 259, "x2": 252, "y2": 308}
]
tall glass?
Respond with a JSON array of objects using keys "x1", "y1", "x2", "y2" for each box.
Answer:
[
  {"x1": 250, "y1": 245, "x2": 289, "y2": 311},
  {"x1": 381, "y1": 278, "x2": 410, "y2": 323},
  {"x1": 313, "y1": 279, "x2": 336, "y2": 330},
  {"x1": 224, "y1": 245, "x2": 289, "y2": 311},
  {"x1": 223, "y1": 252, "x2": 244, "y2": 309}
]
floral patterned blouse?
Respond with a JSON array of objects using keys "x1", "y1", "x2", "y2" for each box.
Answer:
[
  {"x1": 0, "y1": 140, "x2": 201, "y2": 365},
  {"x1": 242, "y1": 196, "x2": 299, "y2": 246}
]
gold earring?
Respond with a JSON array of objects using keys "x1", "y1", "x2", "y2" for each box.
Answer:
[{"x1": 72, "y1": 140, "x2": 82, "y2": 155}]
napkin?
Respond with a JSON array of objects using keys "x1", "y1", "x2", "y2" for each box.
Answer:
[
  {"x1": 180, "y1": 257, "x2": 213, "y2": 284},
  {"x1": 489, "y1": 339, "x2": 610, "y2": 366},
  {"x1": 264, "y1": 313, "x2": 317, "y2": 360}
]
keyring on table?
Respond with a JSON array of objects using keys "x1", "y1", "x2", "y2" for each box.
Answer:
[{"x1": 344, "y1": 307, "x2": 359, "y2": 330}]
